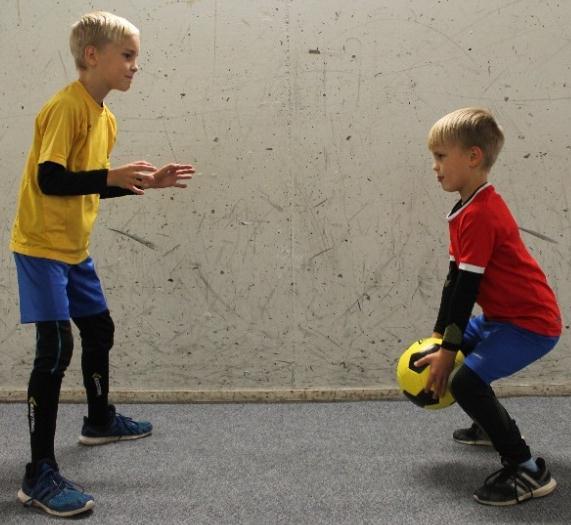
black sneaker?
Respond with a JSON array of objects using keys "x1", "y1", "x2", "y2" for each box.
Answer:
[
  {"x1": 453, "y1": 422, "x2": 492, "y2": 446},
  {"x1": 473, "y1": 457, "x2": 557, "y2": 506}
]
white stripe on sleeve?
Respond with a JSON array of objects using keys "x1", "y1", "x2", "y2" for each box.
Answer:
[{"x1": 458, "y1": 262, "x2": 485, "y2": 274}]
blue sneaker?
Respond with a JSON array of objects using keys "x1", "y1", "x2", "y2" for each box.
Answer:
[
  {"x1": 79, "y1": 404, "x2": 152, "y2": 445},
  {"x1": 17, "y1": 460, "x2": 94, "y2": 517}
]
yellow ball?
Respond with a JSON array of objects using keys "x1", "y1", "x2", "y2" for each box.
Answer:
[{"x1": 396, "y1": 337, "x2": 464, "y2": 410}]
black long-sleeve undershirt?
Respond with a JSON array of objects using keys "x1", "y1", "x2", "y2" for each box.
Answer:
[
  {"x1": 434, "y1": 260, "x2": 483, "y2": 351},
  {"x1": 37, "y1": 161, "x2": 136, "y2": 199},
  {"x1": 434, "y1": 260, "x2": 458, "y2": 336}
]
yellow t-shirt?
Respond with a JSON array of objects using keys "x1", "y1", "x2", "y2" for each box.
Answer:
[{"x1": 10, "y1": 80, "x2": 117, "y2": 264}]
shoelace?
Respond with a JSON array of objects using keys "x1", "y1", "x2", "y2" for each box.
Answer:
[
  {"x1": 25, "y1": 468, "x2": 85, "y2": 507},
  {"x1": 115, "y1": 413, "x2": 141, "y2": 434},
  {"x1": 483, "y1": 465, "x2": 535, "y2": 503}
]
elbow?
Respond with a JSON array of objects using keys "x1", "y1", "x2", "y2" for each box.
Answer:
[
  {"x1": 37, "y1": 162, "x2": 67, "y2": 196},
  {"x1": 37, "y1": 172, "x2": 56, "y2": 195}
]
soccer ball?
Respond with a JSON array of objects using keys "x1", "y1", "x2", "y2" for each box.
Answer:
[{"x1": 396, "y1": 337, "x2": 464, "y2": 410}]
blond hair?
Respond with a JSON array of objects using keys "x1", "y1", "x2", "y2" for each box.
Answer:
[
  {"x1": 428, "y1": 108, "x2": 505, "y2": 170},
  {"x1": 70, "y1": 11, "x2": 139, "y2": 70}
]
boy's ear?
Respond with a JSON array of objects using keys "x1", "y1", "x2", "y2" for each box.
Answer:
[
  {"x1": 84, "y1": 45, "x2": 99, "y2": 67},
  {"x1": 469, "y1": 146, "x2": 484, "y2": 167}
]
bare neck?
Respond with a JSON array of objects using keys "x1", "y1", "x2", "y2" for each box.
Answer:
[
  {"x1": 78, "y1": 72, "x2": 109, "y2": 106},
  {"x1": 460, "y1": 172, "x2": 489, "y2": 203}
]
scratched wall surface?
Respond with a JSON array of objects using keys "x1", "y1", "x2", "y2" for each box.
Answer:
[{"x1": 0, "y1": 0, "x2": 570, "y2": 397}]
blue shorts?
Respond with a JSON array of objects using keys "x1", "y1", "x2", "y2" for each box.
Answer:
[
  {"x1": 14, "y1": 253, "x2": 108, "y2": 323},
  {"x1": 462, "y1": 315, "x2": 559, "y2": 384}
]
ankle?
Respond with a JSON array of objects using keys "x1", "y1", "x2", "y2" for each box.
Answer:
[{"x1": 519, "y1": 457, "x2": 539, "y2": 473}]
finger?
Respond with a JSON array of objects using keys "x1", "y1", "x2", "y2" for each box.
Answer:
[
  {"x1": 174, "y1": 183, "x2": 188, "y2": 188},
  {"x1": 129, "y1": 185, "x2": 145, "y2": 195},
  {"x1": 176, "y1": 174, "x2": 193, "y2": 180},
  {"x1": 166, "y1": 166, "x2": 194, "y2": 175},
  {"x1": 433, "y1": 380, "x2": 443, "y2": 399},
  {"x1": 131, "y1": 162, "x2": 156, "y2": 172},
  {"x1": 436, "y1": 377, "x2": 447, "y2": 398},
  {"x1": 428, "y1": 379, "x2": 439, "y2": 399},
  {"x1": 424, "y1": 374, "x2": 435, "y2": 394}
]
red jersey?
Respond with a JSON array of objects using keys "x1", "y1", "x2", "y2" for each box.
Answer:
[{"x1": 447, "y1": 183, "x2": 561, "y2": 336}]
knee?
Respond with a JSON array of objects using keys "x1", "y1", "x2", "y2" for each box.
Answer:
[
  {"x1": 95, "y1": 310, "x2": 115, "y2": 351},
  {"x1": 450, "y1": 364, "x2": 484, "y2": 403},
  {"x1": 74, "y1": 310, "x2": 114, "y2": 352},
  {"x1": 35, "y1": 321, "x2": 74, "y2": 374}
]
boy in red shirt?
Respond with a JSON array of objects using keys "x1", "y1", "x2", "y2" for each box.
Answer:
[{"x1": 416, "y1": 108, "x2": 562, "y2": 505}]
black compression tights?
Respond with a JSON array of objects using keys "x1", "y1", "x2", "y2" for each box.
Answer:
[
  {"x1": 27, "y1": 311, "x2": 114, "y2": 469},
  {"x1": 450, "y1": 365, "x2": 531, "y2": 465},
  {"x1": 27, "y1": 321, "x2": 73, "y2": 466},
  {"x1": 74, "y1": 310, "x2": 114, "y2": 426}
]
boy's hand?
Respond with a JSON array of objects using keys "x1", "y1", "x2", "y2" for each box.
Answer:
[
  {"x1": 414, "y1": 347, "x2": 456, "y2": 399},
  {"x1": 150, "y1": 163, "x2": 195, "y2": 189},
  {"x1": 107, "y1": 161, "x2": 157, "y2": 195}
]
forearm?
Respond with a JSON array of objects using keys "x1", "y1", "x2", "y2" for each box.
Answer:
[
  {"x1": 433, "y1": 261, "x2": 458, "y2": 335},
  {"x1": 38, "y1": 161, "x2": 107, "y2": 196},
  {"x1": 440, "y1": 270, "x2": 482, "y2": 351},
  {"x1": 99, "y1": 186, "x2": 137, "y2": 199},
  {"x1": 38, "y1": 161, "x2": 136, "y2": 198}
]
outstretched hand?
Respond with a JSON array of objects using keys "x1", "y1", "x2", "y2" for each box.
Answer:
[
  {"x1": 107, "y1": 161, "x2": 157, "y2": 195},
  {"x1": 414, "y1": 347, "x2": 456, "y2": 399},
  {"x1": 150, "y1": 163, "x2": 195, "y2": 189}
]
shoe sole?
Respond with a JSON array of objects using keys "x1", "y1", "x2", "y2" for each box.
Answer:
[
  {"x1": 78, "y1": 430, "x2": 152, "y2": 446},
  {"x1": 453, "y1": 434, "x2": 525, "y2": 447},
  {"x1": 473, "y1": 478, "x2": 557, "y2": 506},
  {"x1": 453, "y1": 437, "x2": 493, "y2": 447},
  {"x1": 17, "y1": 489, "x2": 94, "y2": 517}
]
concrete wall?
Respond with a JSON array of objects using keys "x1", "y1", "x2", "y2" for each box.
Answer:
[{"x1": 1, "y1": 0, "x2": 569, "y2": 400}]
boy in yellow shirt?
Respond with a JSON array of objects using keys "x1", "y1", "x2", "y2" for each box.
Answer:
[{"x1": 10, "y1": 11, "x2": 194, "y2": 517}]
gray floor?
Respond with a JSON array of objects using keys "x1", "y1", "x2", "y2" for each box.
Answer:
[{"x1": 0, "y1": 398, "x2": 570, "y2": 524}]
